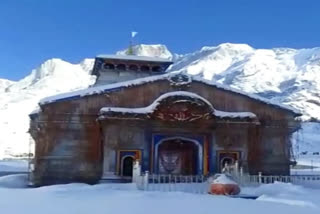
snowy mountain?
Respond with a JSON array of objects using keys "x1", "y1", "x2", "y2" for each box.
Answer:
[
  {"x1": 0, "y1": 58, "x2": 96, "y2": 157},
  {"x1": 169, "y1": 43, "x2": 320, "y2": 120},
  {"x1": 292, "y1": 122, "x2": 320, "y2": 167},
  {"x1": 0, "y1": 43, "x2": 319, "y2": 159},
  {"x1": 0, "y1": 79, "x2": 15, "y2": 93},
  {"x1": 116, "y1": 44, "x2": 173, "y2": 59}
]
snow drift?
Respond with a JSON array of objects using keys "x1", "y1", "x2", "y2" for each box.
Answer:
[
  {"x1": 0, "y1": 174, "x2": 28, "y2": 188},
  {"x1": 0, "y1": 181, "x2": 320, "y2": 214}
]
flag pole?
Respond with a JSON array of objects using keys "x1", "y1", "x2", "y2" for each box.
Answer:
[
  {"x1": 128, "y1": 31, "x2": 138, "y2": 55},
  {"x1": 128, "y1": 40, "x2": 133, "y2": 55}
]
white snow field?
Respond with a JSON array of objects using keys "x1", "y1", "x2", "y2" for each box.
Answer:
[
  {"x1": 0, "y1": 175, "x2": 320, "y2": 214},
  {"x1": 292, "y1": 122, "x2": 320, "y2": 167},
  {"x1": 0, "y1": 160, "x2": 28, "y2": 172},
  {"x1": 0, "y1": 58, "x2": 96, "y2": 158},
  {"x1": 0, "y1": 43, "x2": 319, "y2": 162}
]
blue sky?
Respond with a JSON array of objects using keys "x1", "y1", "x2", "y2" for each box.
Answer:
[{"x1": 0, "y1": 0, "x2": 319, "y2": 81}]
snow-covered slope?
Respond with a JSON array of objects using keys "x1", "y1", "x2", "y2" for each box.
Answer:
[
  {"x1": 169, "y1": 43, "x2": 320, "y2": 120},
  {"x1": 0, "y1": 79, "x2": 15, "y2": 93},
  {"x1": 0, "y1": 43, "x2": 319, "y2": 159},
  {"x1": 292, "y1": 122, "x2": 320, "y2": 167},
  {"x1": 0, "y1": 58, "x2": 96, "y2": 158}
]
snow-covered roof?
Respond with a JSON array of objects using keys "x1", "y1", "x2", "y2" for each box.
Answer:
[
  {"x1": 100, "y1": 91, "x2": 214, "y2": 115},
  {"x1": 192, "y1": 76, "x2": 301, "y2": 115},
  {"x1": 39, "y1": 74, "x2": 171, "y2": 105},
  {"x1": 99, "y1": 91, "x2": 257, "y2": 120},
  {"x1": 29, "y1": 107, "x2": 41, "y2": 115},
  {"x1": 38, "y1": 73, "x2": 301, "y2": 116},
  {"x1": 100, "y1": 106, "x2": 257, "y2": 120},
  {"x1": 214, "y1": 110, "x2": 256, "y2": 119},
  {"x1": 96, "y1": 54, "x2": 173, "y2": 63}
]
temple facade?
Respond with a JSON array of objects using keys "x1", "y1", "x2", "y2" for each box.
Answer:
[{"x1": 29, "y1": 54, "x2": 301, "y2": 186}]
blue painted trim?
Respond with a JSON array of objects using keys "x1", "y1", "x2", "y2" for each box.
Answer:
[{"x1": 209, "y1": 134, "x2": 217, "y2": 174}]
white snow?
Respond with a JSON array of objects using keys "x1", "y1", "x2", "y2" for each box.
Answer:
[
  {"x1": 169, "y1": 44, "x2": 320, "y2": 120},
  {"x1": 100, "y1": 91, "x2": 257, "y2": 119},
  {"x1": 0, "y1": 79, "x2": 15, "y2": 93},
  {"x1": 211, "y1": 174, "x2": 238, "y2": 185},
  {"x1": 0, "y1": 160, "x2": 28, "y2": 172},
  {"x1": 193, "y1": 76, "x2": 300, "y2": 115},
  {"x1": 291, "y1": 168, "x2": 320, "y2": 175},
  {"x1": 0, "y1": 177, "x2": 319, "y2": 214},
  {"x1": 214, "y1": 110, "x2": 257, "y2": 119},
  {"x1": 0, "y1": 58, "x2": 95, "y2": 157},
  {"x1": 116, "y1": 44, "x2": 174, "y2": 60},
  {"x1": 0, "y1": 43, "x2": 320, "y2": 158},
  {"x1": 100, "y1": 91, "x2": 213, "y2": 114},
  {"x1": 0, "y1": 174, "x2": 28, "y2": 188},
  {"x1": 41, "y1": 73, "x2": 297, "y2": 116},
  {"x1": 292, "y1": 122, "x2": 320, "y2": 167},
  {"x1": 242, "y1": 182, "x2": 320, "y2": 209},
  {"x1": 39, "y1": 72, "x2": 171, "y2": 105}
]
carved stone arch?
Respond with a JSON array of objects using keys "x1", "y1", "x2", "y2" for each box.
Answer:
[{"x1": 149, "y1": 92, "x2": 214, "y2": 122}]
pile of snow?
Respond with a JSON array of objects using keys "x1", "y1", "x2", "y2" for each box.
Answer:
[
  {"x1": 0, "y1": 43, "x2": 320, "y2": 157},
  {"x1": 210, "y1": 174, "x2": 238, "y2": 185},
  {"x1": 0, "y1": 160, "x2": 28, "y2": 172},
  {"x1": 0, "y1": 182, "x2": 319, "y2": 214},
  {"x1": 0, "y1": 174, "x2": 28, "y2": 188},
  {"x1": 243, "y1": 182, "x2": 306, "y2": 196},
  {"x1": 242, "y1": 182, "x2": 320, "y2": 209}
]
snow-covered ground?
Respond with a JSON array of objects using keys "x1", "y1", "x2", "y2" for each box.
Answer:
[
  {"x1": 292, "y1": 122, "x2": 320, "y2": 167},
  {"x1": 0, "y1": 174, "x2": 319, "y2": 214},
  {"x1": 0, "y1": 160, "x2": 28, "y2": 172},
  {"x1": 291, "y1": 168, "x2": 320, "y2": 175}
]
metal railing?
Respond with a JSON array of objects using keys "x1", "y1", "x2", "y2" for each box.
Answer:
[
  {"x1": 133, "y1": 161, "x2": 320, "y2": 193},
  {"x1": 234, "y1": 174, "x2": 320, "y2": 187},
  {"x1": 136, "y1": 172, "x2": 210, "y2": 194}
]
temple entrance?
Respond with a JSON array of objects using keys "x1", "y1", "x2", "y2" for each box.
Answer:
[
  {"x1": 121, "y1": 156, "x2": 134, "y2": 176},
  {"x1": 157, "y1": 138, "x2": 199, "y2": 175}
]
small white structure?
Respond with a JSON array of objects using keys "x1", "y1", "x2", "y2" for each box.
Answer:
[{"x1": 132, "y1": 160, "x2": 141, "y2": 183}]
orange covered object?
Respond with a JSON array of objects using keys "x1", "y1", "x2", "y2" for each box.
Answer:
[
  {"x1": 208, "y1": 174, "x2": 240, "y2": 195},
  {"x1": 209, "y1": 183, "x2": 240, "y2": 195}
]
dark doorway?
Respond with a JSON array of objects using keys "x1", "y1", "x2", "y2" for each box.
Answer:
[
  {"x1": 158, "y1": 139, "x2": 198, "y2": 175},
  {"x1": 122, "y1": 156, "x2": 134, "y2": 176}
]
